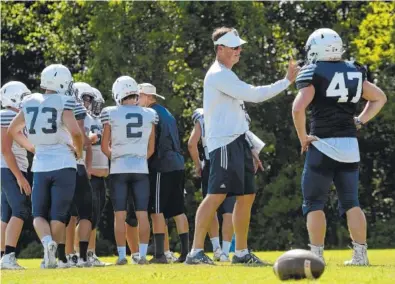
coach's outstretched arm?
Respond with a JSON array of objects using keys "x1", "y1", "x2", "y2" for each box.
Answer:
[{"x1": 211, "y1": 58, "x2": 299, "y2": 103}]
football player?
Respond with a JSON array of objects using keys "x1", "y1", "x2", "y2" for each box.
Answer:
[
  {"x1": 101, "y1": 76, "x2": 157, "y2": 265},
  {"x1": 0, "y1": 81, "x2": 33, "y2": 269},
  {"x1": 65, "y1": 82, "x2": 95, "y2": 267},
  {"x1": 8, "y1": 64, "x2": 83, "y2": 268},
  {"x1": 293, "y1": 28, "x2": 387, "y2": 265}
]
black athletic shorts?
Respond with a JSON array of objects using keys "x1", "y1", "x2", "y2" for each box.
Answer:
[
  {"x1": 208, "y1": 134, "x2": 256, "y2": 196},
  {"x1": 148, "y1": 170, "x2": 185, "y2": 219}
]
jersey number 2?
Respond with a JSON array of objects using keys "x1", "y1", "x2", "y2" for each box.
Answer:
[
  {"x1": 326, "y1": 72, "x2": 362, "y2": 103},
  {"x1": 26, "y1": 107, "x2": 57, "y2": 134},
  {"x1": 126, "y1": 113, "x2": 143, "y2": 138}
]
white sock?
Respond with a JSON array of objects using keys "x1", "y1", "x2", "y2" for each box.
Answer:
[
  {"x1": 222, "y1": 241, "x2": 231, "y2": 255},
  {"x1": 41, "y1": 235, "x2": 53, "y2": 248},
  {"x1": 164, "y1": 250, "x2": 171, "y2": 255},
  {"x1": 210, "y1": 237, "x2": 221, "y2": 251},
  {"x1": 131, "y1": 252, "x2": 139, "y2": 258},
  {"x1": 235, "y1": 248, "x2": 249, "y2": 258},
  {"x1": 139, "y1": 243, "x2": 148, "y2": 258},
  {"x1": 190, "y1": 248, "x2": 203, "y2": 257},
  {"x1": 117, "y1": 246, "x2": 126, "y2": 259}
]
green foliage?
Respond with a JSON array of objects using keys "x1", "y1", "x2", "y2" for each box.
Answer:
[
  {"x1": 1, "y1": 1, "x2": 394, "y2": 251},
  {"x1": 18, "y1": 242, "x2": 43, "y2": 259}
]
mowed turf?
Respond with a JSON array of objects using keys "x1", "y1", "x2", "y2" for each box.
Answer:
[{"x1": 2, "y1": 250, "x2": 395, "y2": 284}]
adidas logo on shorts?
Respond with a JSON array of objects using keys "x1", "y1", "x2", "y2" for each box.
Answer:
[{"x1": 220, "y1": 184, "x2": 226, "y2": 189}]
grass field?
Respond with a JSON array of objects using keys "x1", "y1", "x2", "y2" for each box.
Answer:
[{"x1": 2, "y1": 250, "x2": 395, "y2": 284}]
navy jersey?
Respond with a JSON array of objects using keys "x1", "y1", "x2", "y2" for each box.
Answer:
[
  {"x1": 149, "y1": 103, "x2": 184, "y2": 172},
  {"x1": 296, "y1": 61, "x2": 366, "y2": 138}
]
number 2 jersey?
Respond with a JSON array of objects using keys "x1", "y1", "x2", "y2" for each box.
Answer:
[
  {"x1": 21, "y1": 93, "x2": 77, "y2": 172},
  {"x1": 296, "y1": 61, "x2": 367, "y2": 138},
  {"x1": 0, "y1": 109, "x2": 28, "y2": 172},
  {"x1": 101, "y1": 105, "x2": 158, "y2": 174}
]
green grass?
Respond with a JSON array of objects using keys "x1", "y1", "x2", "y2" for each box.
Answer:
[{"x1": 2, "y1": 250, "x2": 395, "y2": 284}]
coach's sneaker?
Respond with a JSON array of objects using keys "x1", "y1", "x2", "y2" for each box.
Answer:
[
  {"x1": 232, "y1": 250, "x2": 270, "y2": 266},
  {"x1": 308, "y1": 244, "x2": 325, "y2": 264},
  {"x1": 0, "y1": 253, "x2": 25, "y2": 270},
  {"x1": 185, "y1": 251, "x2": 214, "y2": 265},
  {"x1": 149, "y1": 254, "x2": 168, "y2": 264},
  {"x1": 116, "y1": 257, "x2": 128, "y2": 265},
  {"x1": 344, "y1": 242, "x2": 369, "y2": 266},
  {"x1": 67, "y1": 254, "x2": 78, "y2": 267},
  {"x1": 57, "y1": 260, "x2": 71, "y2": 269},
  {"x1": 87, "y1": 251, "x2": 105, "y2": 267},
  {"x1": 44, "y1": 241, "x2": 58, "y2": 269},
  {"x1": 165, "y1": 251, "x2": 178, "y2": 263}
]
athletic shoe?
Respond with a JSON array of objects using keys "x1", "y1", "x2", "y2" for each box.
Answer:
[
  {"x1": 87, "y1": 251, "x2": 105, "y2": 267},
  {"x1": 67, "y1": 254, "x2": 79, "y2": 267},
  {"x1": 131, "y1": 253, "x2": 140, "y2": 264},
  {"x1": 57, "y1": 260, "x2": 71, "y2": 269},
  {"x1": 138, "y1": 256, "x2": 149, "y2": 265},
  {"x1": 231, "y1": 251, "x2": 270, "y2": 266},
  {"x1": 165, "y1": 251, "x2": 178, "y2": 263},
  {"x1": 76, "y1": 258, "x2": 92, "y2": 268},
  {"x1": 149, "y1": 255, "x2": 168, "y2": 264},
  {"x1": 0, "y1": 253, "x2": 25, "y2": 270},
  {"x1": 309, "y1": 244, "x2": 325, "y2": 264},
  {"x1": 344, "y1": 242, "x2": 369, "y2": 266},
  {"x1": 175, "y1": 254, "x2": 187, "y2": 263},
  {"x1": 44, "y1": 241, "x2": 58, "y2": 269},
  {"x1": 115, "y1": 257, "x2": 128, "y2": 265},
  {"x1": 185, "y1": 251, "x2": 214, "y2": 265},
  {"x1": 213, "y1": 247, "x2": 224, "y2": 262}
]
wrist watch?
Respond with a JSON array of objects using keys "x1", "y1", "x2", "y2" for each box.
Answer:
[{"x1": 355, "y1": 117, "x2": 364, "y2": 128}]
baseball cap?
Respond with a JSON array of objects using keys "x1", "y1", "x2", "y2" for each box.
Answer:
[
  {"x1": 213, "y1": 29, "x2": 247, "y2": 48},
  {"x1": 138, "y1": 83, "x2": 165, "y2": 100}
]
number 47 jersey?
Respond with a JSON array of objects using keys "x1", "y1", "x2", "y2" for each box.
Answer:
[
  {"x1": 101, "y1": 105, "x2": 158, "y2": 174},
  {"x1": 22, "y1": 93, "x2": 77, "y2": 172},
  {"x1": 296, "y1": 61, "x2": 367, "y2": 138}
]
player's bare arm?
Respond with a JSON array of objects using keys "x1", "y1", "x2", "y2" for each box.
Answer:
[
  {"x1": 78, "y1": 119, "x2": 93, "y2": 177},
  {"x1": 63, "y1": 110, "x2": 84, "y2": 160},
  {"x1": 356, "y1": 81, "x2": 387, "y2": 125},
  {"x1": 101, "y1": 124, "x2": 112, "y2": 159},
  {"x1": 147, "y1": 124, "x2": 156, "y2": 159},
  {"x1": 292, "y1": 84, "x2": 318, "y2": 154},
  {"x1": 2, "y1": 122, "x2": 31, "y2": 195},
  {"x1": 188, "y1": 122, "x2": 202, "y2": 177}
]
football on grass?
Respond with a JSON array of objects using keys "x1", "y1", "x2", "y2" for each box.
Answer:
[{"x1": 273, "y1": 249, "x2": 325, "y2": 281}]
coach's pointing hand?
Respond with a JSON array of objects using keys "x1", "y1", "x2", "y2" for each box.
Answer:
[{"x1": 286, "y1": 57, "x2": 300, "y2": 83}]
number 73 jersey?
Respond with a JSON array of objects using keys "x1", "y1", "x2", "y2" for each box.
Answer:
[
  {"x1": 100, "y1": 105, "x2": 158, "y2": 160},
  {"x1": 296, "y1": 61, "x2": 367, "y2": 138}
]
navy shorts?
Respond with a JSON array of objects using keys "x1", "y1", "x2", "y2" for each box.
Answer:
[
  {"x1": 148, "y1": 170, "x2": 185, "y2": 219},
  {"x1": 126, "y1": 190, "x2": 138, "y2": 227},
  {"x1": 302, "y1": 145, "x2": 360, "y2": 216},
  {"x1": 90, "y1": 175, "x2": 107, "y2": 228},
  {"x1": 110, "y1": 173, "x2": 149, "y2": 212},
  {"x1": 32, "y1": 168, "x2": 76, "y2": 223},
  {"x1": 71, "y1": 165, "x2": 94, "y2": 224},
  {"x1": 202, "y1": 162, "x2": 235, "y2": 215},
  {"x1": 208, "y1": 134, "x2": 255, "y2": 196},
  {"x1": 1, "y1": 169, "x2": 30, "y2": 222}
]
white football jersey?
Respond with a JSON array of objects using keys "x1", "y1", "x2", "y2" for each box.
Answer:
[
  {"x1": 101, "y1": 105, "x2": 158, "y2": 174},
  {"x1": 0, "y1": 109, "x2": 28, "y2": 172},
  {"x1": 83, "y1": 114, "x2": 108, "y2": 169},
  {"x1": 22, "y1": 93, "x2": 77, "y2": 172}
]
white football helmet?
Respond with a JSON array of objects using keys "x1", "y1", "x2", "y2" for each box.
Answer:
[
  {"x1": 0, "y1": 81, "x2": 31, "y2": 109},
  {"x1": 74, "y1": 82, "x2": 95, "y2": 101},
  {"x1": 40, "y1": 64, "x2": 74, "y2": 95},
  {"x1": 112, "y1": 76, "x2": 139, "y2": 105},
  {"x1": 305, "y1": 28, "x2": 343, "y2": 64},
  {"x1": 92, "y1": 87, "x2": 105, "y2": 116}
]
